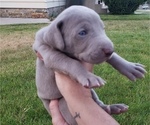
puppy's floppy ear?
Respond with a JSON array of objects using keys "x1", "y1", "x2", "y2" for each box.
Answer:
[{"x1": 44, "y1": 20, "x2": 65, "y2": 50}]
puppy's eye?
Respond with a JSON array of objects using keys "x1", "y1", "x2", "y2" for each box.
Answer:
[{"x1": 79, "y1": 30, "x2": 87, "y2": 36}]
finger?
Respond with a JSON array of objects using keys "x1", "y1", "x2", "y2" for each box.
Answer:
[
  {"x1": 49, "y1": 100, "x2": 60, "y2": 117},
  {"x1": 36, "y1": 52, "x2": 43, "y2": 60},
  {"x1": 49, "y1": 100, "x2": 68, "y2": 125}
]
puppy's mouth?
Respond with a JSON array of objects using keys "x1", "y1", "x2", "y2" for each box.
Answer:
[
  {"x1": 107, "y1": 53, "x2": 113, "y2": 60},
  {"x1": 79, "y1": 55, "x2": 109, "y2": 64},
  {"x1": 78, "y1": 51, "x2": 114, "y2": 64}
]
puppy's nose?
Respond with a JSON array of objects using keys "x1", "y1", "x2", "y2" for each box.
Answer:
[{"x1": 102, "y1": 49, "x2": 114, "y2": 57}]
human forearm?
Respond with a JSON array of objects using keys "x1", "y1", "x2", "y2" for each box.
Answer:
[{"x1": 55, "y1": 72, "x2": 120, "y2": 125}]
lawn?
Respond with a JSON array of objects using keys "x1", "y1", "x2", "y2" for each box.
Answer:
[{"x1": 0, "y1": 14, "x2": 149, "y2": 125}]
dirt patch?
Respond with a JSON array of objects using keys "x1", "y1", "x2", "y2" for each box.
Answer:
[{"x1": 0, "y1": 32, "x2": 35, "y2": 51}]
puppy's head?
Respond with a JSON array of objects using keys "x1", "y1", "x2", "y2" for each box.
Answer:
[{"x1": 47, "y1": 6, "x2": 114, "y2": 64}]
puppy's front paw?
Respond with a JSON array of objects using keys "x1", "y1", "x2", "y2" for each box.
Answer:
[
  {"x1": 108, "y1": 53, "x2": 147, "y2": 81},
  {"x1": 102, "y1": 104, "x2": 129, "y2": 115},
  {"x1": 77, "y1": 72, "x2": 106, "y2": 88},
  {"x1": 123, "y1": 62, "x2": 147, "y2": 81}
]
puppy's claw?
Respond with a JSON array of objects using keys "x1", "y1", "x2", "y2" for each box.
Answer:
[{"x1": 142, "y1": 75, "x2": 145, "y2": 78}]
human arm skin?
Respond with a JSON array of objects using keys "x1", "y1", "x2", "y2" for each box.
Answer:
[{"x1": 54, "y1": 62, "x2": 120, "y2": 125}]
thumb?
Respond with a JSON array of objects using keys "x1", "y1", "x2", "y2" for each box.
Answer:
[{"x1": 49, "y1": 100, "x2": 69, "y2": 125}]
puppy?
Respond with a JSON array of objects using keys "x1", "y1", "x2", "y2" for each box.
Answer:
[{"x1": 33, "y1": 6, "x2": 146, "y2": 125}]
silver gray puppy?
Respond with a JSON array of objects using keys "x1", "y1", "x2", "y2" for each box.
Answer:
[{"x1": 33, "y1": 6, "x2": 146, "y2": 125}]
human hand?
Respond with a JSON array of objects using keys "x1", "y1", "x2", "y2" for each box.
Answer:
[
  {"x1": 49, "y1": 100, "x2": 69, "y2": 125},
  {"x1": 51, "y1": 62, "x2": 119, "y2": 125},
  {"x1": 49, "y1": 62, "x2": 93, "y2": 124}
]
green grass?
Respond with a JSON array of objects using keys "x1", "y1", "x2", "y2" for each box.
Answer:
[{"x1": 0, "y1": 15, "x2": 150, "y2": 125}]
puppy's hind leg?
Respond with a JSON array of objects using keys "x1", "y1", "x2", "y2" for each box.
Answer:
[{"x1": 91, "y1": 89, "x2": 129, "y2": 115}]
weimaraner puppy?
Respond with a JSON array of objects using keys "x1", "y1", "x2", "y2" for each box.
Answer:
[{"x1": 33, "y1": 6, "x2": 146, "y2": 125}]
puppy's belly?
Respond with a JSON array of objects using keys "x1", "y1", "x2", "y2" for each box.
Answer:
[{"x1": 36, "y1": 59, "x2": 62, "y2": 100}]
